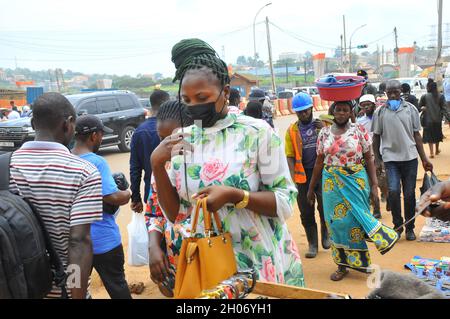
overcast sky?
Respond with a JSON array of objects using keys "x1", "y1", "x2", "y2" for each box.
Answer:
[{"x1": 0, "y1": 0, "x2": 448, "y2": 77}]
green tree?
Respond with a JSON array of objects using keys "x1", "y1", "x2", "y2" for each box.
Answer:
[
  {"x1": 274, "y1": 58, "x2": 296, "y2": 68},
  {"x1": 237, "y1": 56, "x2": 248, "y2": 65}
]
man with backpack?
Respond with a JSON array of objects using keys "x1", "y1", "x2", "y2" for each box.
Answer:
[{"x1": 3, "y1": 93, "x2": 103, "y2": 298}]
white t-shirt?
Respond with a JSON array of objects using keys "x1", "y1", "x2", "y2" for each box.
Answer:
[
  {"x1": 357, "y1": 115, "x2": 373, "y2": 139},
  {"x1": 444, "y1": 78, "x2": 450, "y2": 102},
  {"x1": 7, "y1": 110, "x2": 20, "y2": 120}
]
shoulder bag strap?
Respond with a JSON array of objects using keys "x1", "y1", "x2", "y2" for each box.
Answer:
[{"x1": 0, "y1": 152, "x2": 12, "y2": 191}]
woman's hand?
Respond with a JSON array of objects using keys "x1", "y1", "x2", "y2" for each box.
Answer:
[
  {"x1": 192, "y1": 186, "x2": 243, "y2": 212},
  {"x1": 307, "y1": 189, "x2": 315, "y2": 206},
  {"x1": 151, "y1": 133, "x2": 193, "y2": 168},
  {"x1": 149, "y1": 245, "x2": 170, "y2": 285}
]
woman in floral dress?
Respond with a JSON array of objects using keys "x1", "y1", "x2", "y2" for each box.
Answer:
[
  {"x1": 307, "y1": 101, "x2": 399, "y2": 281},
  {"x1": 151, "y1": 38, "x2": 304, "y2": 287}
]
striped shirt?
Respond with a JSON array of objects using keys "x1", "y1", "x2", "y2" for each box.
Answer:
[{"x1": 9, "y1": 141, "x2": 103, "y2": 298}]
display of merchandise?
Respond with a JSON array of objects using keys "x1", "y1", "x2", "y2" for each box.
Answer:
[
  {"x1": 419, "y1": 218, "x2": 450, "y2": 243},
  {"x1": 197, "y1": 269, "x2": 256, "y2": 299},
  {"x1": 405, "y1": 256, "x2": 450, "y2": 298}
]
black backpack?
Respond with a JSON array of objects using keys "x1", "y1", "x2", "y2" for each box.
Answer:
[{"x1": 0, "y1": 152, "x2": 68, "y2": 299}]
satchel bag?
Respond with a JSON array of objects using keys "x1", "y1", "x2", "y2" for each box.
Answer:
[{"x1": 174, "y1": 197, "x2": 237, "y2": 299}]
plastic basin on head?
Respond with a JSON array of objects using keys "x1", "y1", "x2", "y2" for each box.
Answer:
[{"x1": 315, "y1": 75, "x2": 366, "y2": 101}]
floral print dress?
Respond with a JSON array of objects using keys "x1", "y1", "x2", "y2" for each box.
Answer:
[
  {"x1": 164, "y1": 114, "x2": 304, "y2": 287},
  {"x1": 317, "y1": 124, "x2": 399, "y2": 272},
  {"x1": 145, "y1": 171, "x2": 191, "y2": 274}
]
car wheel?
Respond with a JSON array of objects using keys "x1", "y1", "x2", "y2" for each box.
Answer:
[{"x1": 119, "y1": 126, "x2": 135, "y2": 152}]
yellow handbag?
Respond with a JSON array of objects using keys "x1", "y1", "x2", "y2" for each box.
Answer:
[{"x1": 174, "y1": 197, "x2": 237, "y2": 299}]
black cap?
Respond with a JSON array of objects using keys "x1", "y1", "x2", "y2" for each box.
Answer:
[
  {"x1": 75, "y1": 115, "x2": 113, "y2": 135},
  {"x1": 249, "y1": 89, "x2": 266, "y2": 101},
  {"x1": 357, "y1": 69, "x2": 368, "y2": 79}
]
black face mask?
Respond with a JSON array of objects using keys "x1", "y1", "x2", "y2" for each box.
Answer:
[{"x1": 185, "y1": 89, "x2": 226, "y2": 128}]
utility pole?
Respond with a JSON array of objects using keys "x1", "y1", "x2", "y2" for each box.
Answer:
[
  {"x1": 394, "y1": 27, "x2": 399, "y2": 65},
  {"x1": 253, "y1": 3, "x2": 272, "y2": 88},
  {"x1": 55, "y1": 69, "x2": 61, "y2": 92},
  {"x1": 343, "y1": 15, "x2": 347, "y2": 72},
  {"x1": 382, "y1": 45, "x2": 385, "y2": 65},
  {"x1": 435, "y1": 0, "x2": 443, "y2": 81},
  {"x1": 48, "y1": 70, "x2": 54, "y2": 91},
  {"x1": 285, "y1": 63, "x2": 289, "y2": 83},
  {"x1": 377, "y1": 44, "x2": 380, "y2": 69},
  {"x1": 59, "y1": 69, "x2": 66, "y2": 92},
  {"x1": 340, "y1": 35, "x2": 344, "y2": 71},
  {"x1": 15, "y1": 56, "x2": 18, "y2": 70},
  {"x1": 304, "y1": 59, "x2": 307, "y2": 84},
  {"x1": 265, "y1": 16, "x2": 277, "y2": 96}
]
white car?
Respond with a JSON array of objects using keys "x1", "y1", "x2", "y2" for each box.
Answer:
[
  {"x1": 395, "y1": 77, "x2": 428, "y2": 100},
  {"x1": 278, "y1": 87, "x2": 319, "y2": 99},
  {"x1": 293, "y1": 86, "x2": 319, "y2": 96}
]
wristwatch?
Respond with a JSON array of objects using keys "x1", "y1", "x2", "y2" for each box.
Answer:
[{"x1": 235, "y1": 190, "x2": 250, "y2": 209}]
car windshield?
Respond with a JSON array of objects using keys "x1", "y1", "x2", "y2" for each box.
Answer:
[{"x1": 279, "y1": 92, "x2": 293, "y2": 99}]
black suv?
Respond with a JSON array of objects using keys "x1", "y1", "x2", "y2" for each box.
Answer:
[{"x1": 0, "y1": 90, "x2": 145, "y2": 152}]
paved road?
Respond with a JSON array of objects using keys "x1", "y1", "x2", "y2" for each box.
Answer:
[{"x1": 91, "y1": 115, "x2": 450, "y2": 299}]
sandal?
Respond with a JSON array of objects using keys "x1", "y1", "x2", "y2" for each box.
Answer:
[{"x1": 330, "y1": 268, "x2": 349, "y2": 281}]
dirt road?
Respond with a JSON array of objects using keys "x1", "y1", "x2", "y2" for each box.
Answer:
[{"x1": 91, "y1": 115, "x2": 450, "y2": 299}]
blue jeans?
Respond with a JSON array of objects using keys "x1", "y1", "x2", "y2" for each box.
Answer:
[{"x1": 384, "y1": 159, "x2": 418, "y2": 232}]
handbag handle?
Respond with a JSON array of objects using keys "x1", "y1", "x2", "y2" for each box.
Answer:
[
  {"x1": 190, "y1": 197, "x2": 224, "y2": 237},
  {"x1": 201, "y1": 197, "x2": 224, "y2": 235}
]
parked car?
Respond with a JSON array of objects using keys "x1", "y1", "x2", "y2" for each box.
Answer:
[
  {"x1": 293, "y1": 86, "x2": 319, "y2": 96},
  {"x1": 277, "y1": 90, "x2": 296, "y2": 99},
  {"x1": 395, "y1": 77, "x2": 428, "y2": 100},
  {"x1": 139, "y1": 98, "x2": 152, "y2": 118},
  {"x1": 0, "y1": 90, "x2": 146, "y2": 152},
  {"x1": 139, "y1": 98, "x2": 150, "y2": 108}
]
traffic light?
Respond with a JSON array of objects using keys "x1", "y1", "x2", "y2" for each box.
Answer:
[{"x1": 356, "y1": 44, "x2": 368, "y2": 49}]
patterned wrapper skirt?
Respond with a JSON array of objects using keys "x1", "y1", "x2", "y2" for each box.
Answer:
[{"x1": 322, "y1": 165, "x2": 399, "y2": 273}]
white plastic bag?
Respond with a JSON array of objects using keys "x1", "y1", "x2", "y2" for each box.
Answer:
[{"x1": 127, "y1": 212, "x2": 149, "y2": 266}]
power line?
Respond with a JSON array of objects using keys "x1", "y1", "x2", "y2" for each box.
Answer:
[
  {"x1": 0, "y1": 50, "x2": 167, "y2": 62},
  {"x1": 269, "y1": 21, "x2": 337, "y2": 49},
  {"x1": 366, "y1": 31, "x2": 395, "y2": 45}
]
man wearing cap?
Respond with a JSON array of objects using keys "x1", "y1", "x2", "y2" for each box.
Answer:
[
  {"x1": 355, "y1": 70, "x2": 378, "y2": 116},
  {"x1": 285, "y1": 92, "x2": 330, "y2": 258},
  {"x1": 72, "y1": 115, "x2": 132, "y2": 299},
  {"x1": 357, "y1": 70, "x2": 378, "y2": 97},
  {"x1": 249, "y1": 89, "x2": 274, "y2": 128},
  {"x1": 357, "y1": 94, "x2": 385, "y2": 218}
]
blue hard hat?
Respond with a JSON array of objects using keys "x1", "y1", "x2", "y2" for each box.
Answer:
[{"x1": 292, "y1": 92, "x2": 313, "y2": 112}]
